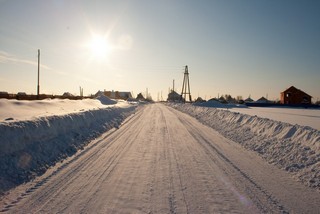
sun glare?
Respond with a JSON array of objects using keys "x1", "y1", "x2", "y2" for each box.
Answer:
[{"x1": 89, "y1": 35, "x2": 111, "y2": 59}]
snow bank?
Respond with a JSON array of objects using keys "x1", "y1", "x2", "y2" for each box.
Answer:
[
  {"x1": 167, "y1": 103, "x2": 320, "y2": 190},
  {"x1": 194, "y1": 99, "x2": 247, "y2": 109},
  {"x1": 96, "y1": 95, "x2": 117, "y2": 105},
  {"x1": 0, "y1": 97, "x2": 119, "y2": 122},
  {"x1": 0, "y1": 104, "x2": 138, "y2": 194},
  {"x1": 95, "y1": 93, "x2": 118, "y2": 105}
]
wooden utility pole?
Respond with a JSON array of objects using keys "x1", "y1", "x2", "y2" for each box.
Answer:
[
  {"x1": 146, "y1": 88, "x2": 148, "y2": 100},
  {"x1": 37, "y1": 49, "x2": 40, "y2": 97},
  {"x1": 173, "y1": 79, "x2": 175, "y2": 92}
]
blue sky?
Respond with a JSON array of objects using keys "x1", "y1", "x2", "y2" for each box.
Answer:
[{"x1": 0, "y1": 0, "x2": 319, "y2": 101}]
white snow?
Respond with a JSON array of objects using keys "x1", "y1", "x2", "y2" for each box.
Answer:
[
  {"x1": 0, "y1": 97, "x2": 124, "y2": 122},
  {"x1": 0, "y1": 96, "x2": 139, "y2": 194},
  {"x1": 229, "y1": 106, "x2": 320, "y2": 130},
  {"x1": 195, "y1": 100, "x2": 320, "y2": 130},
  {"x1": 1, "y1": 98, "x2": 319, "y2": 210},
  {"x1": 1, "y1": 103, "x2": 319, "y2": 213},
  {"x1": 167, "y1": 103, "x2": 320, "y2": 190}
]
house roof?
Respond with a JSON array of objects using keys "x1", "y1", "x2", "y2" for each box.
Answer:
[
  {"x1": 167, "y1": 90, "x2": 181, "y2": 101},
  {"x1": 281, "y1": 86, "x2": 312, "y2": 98},
  {"x1": 256, "y1": 96, "x2": 270, "y2": 103},
  {"x1": 244, "y1": 97, "x2": 254, "y2": 102}
]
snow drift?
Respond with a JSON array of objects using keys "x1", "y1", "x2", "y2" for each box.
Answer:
[
  {"x1": 95, "y1": 92, "x2": 118, "y2": 105},
  {"x1": 167, "y1": 103, "x2": 320, "y2": 190},
  {"x1": 0, "y1": 98, "x2": 120, "y2": 122},
  {"x1": 194, "y1": 99, "x2": 247, "y2": 109},
  {"x1": 0, "y1": 103, "x2": 138, "y2": 194}
]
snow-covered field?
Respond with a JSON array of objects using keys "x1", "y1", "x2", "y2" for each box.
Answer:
[
  {"x1": 231, "y1": 106, "x2": 320, "y2": 130},
  {"x1": 195, "y1": 100, "x2": 320, "y2": 130},
  {"x1": 0, "y1": 96, "x2": 139, "y2": 194},
  {"x1": 168, "y1": 102, "x2": 320, "y2": 191}
]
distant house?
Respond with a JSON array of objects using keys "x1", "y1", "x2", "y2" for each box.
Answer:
[
  {"x1": 62, "y1": 92, "x2": 74, "y2": 97},
  {"x1": 0, "y1": 91, "x2": 9, "y2": 99},
  {"x1": 167, "y1": 90, "x2": 181, "y2": 102},
  {"x1": 280, "y1": 86, "x2": 312, "y2": 105},
  {"x1": 194, "y1": 97, "x2": 206, "y2": 103},
  {"x1": 244, "y1": 97, "x2": 254, "y2": 103},
  {"x1": 256, "y1": 96, "x2": 271, "y2": 103},
  {"x1": 136, "y1": 93, "x2": 145, "y2": 101},
  {"x1": 96, "y1": 90, "x2": 132, "y2": 100}
]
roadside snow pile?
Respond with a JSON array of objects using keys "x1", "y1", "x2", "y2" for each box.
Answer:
[
  {"x1": 194, "y1": 99, "x2": 226, "y2": 108},
  {"x1": 96, "y1": 94, "x2": 118, "y2": 105},
  {"x1": 0, "y1": 103, "x2": 138, "y2": 195},
  {"x1": 0, "y1": 98, "x2": 119, "y2": 122},
  {"x1": 168, "y1": 103, "x2": 320, "y2": 190},
  {"x1": 194, "y1": 99, "x2": 247, "y2": 109},
  {"x1": 95, "y1": 92, "x2": 118, "y2": 105}
]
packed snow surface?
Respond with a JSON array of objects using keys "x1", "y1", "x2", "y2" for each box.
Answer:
[{"x1": 168, "y1": 103, "x2": 320, "y2": 190}]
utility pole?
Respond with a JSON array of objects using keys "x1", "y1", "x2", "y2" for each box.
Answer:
[
  {"x1": 173, "y1": 79, "x2": 175, "y2": 92},
  {"x1": 146, "y1": 88, "x2": 148, "y2": 100},
  {"x1": 181, "y1": 65, "x2": 192, "y2": 102},
  {"x1": 80, "y1": 86, "x2": 84, "y2": 97},
  {"x1": 37, "y1": 49, "x2": 40, "y2": 97}
]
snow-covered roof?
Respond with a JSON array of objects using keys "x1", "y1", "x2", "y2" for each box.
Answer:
[
  {"x1": 244, "y1": 97, "x2": 254, "y2": 102},
  {"x1": 255, "y1": 96, "x2": 270, "y2": 103},
  {"x1": 167, "y1": 90, "x2": 181, "y2": 101}
]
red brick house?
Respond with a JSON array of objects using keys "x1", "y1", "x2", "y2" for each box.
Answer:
[{"x1": 280, "y1": 86, "x2": 312, "y2": 105}]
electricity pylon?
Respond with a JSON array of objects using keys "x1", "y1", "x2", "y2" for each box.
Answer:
[{"x1": 181, "y1": 65, "x2": 192, "y2": 102}]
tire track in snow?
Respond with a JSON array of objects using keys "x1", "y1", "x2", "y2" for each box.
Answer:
[
  {"x1": 176, "y1": 111, "x2": 289, "y2": 213},
  {"x1": 163, "y1": 105, "x2": 256, "y2": 213},
  {"x1": 1, "y1": 109, "x2": 144, "y2": 213},
  {"x1": 79, "y1": 108, "x2": 149, "y2": 213},
  {"x1": 160, "y1": 108, "x2": 190, "y2": 214},
  {"x1": 39, "y1": 109, "x2": 146, "y2": 213}
]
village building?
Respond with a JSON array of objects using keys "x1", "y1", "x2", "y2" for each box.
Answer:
[
  {"x1": 244, "y1": 97, "x2": 254, "y2": 103},
  {"x1": 136, "y1": 93, "x2": 145, "y2": 101},
  {"x1": 167, "y1": 90, "x2": 181, "y2": 102},
  {"x1": 256, "y1": 96, "x2": 271, "y2": 104},
  {"x1": 280, "y1": 86, "x2": 312, "y2": 105},
  {"x1": 95, "y1": 90, "x2": 132, "y2": 100}
]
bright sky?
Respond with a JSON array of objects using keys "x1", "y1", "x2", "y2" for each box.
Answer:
[{"x1": 0, "y1": 0, "x2": 319, "y2": 101}]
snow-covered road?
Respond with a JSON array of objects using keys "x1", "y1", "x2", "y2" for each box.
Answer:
[{"x1": 1, "y1": 104, "x2": 319, "y2": 213}]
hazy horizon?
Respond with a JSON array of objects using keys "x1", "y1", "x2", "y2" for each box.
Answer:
[{"x1": 1, "y1": 0, "x2": 319, "y2": 101}]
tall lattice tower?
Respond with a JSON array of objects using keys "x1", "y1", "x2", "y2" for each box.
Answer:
[{"x1": 181, "y1": 65, "x2": 192, "y2": 102}]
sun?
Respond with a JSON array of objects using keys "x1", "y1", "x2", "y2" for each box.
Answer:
[{"x1": 89, "y1": 35, "x2": 111, "y2": 59}]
